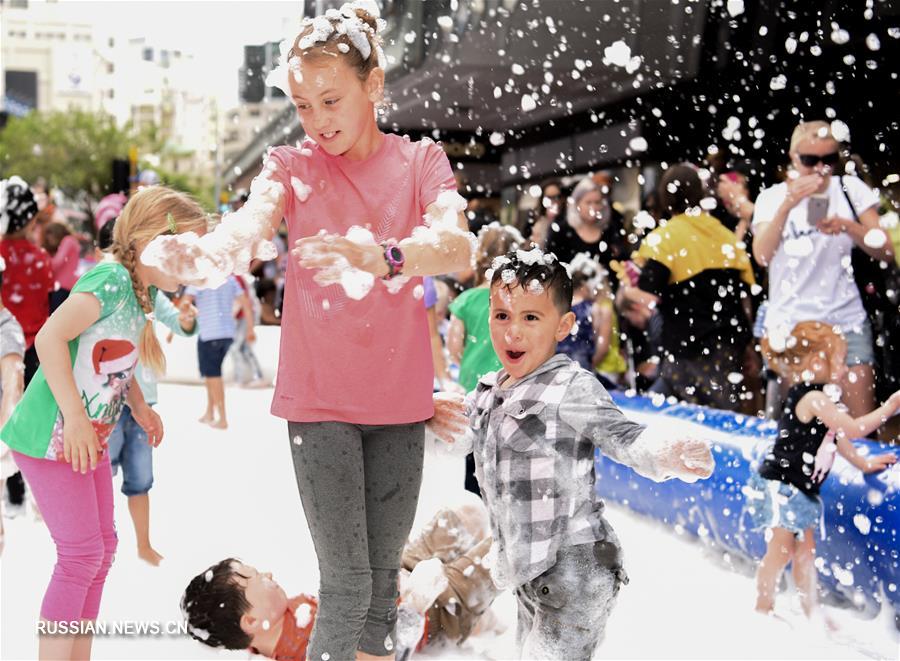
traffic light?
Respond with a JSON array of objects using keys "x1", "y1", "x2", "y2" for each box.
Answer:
[{"x1": 240, "y1": 45, "x2": 266, "y2": 103}]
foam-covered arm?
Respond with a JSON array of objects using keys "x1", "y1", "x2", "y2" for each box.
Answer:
[
  {"x1": 558, "y1": 372, "x2": 714, "y2": 483},
  {"x1": 400, "y1": 191, "x2": 474, "y2": 276},
  {"x1": 141, "y1": 172, "x2": 285, "y2": 289},
  {"x1": 293, "y1": 191, "x2": 475, "y2": 293},
  {"x1": 609, "y1": 430, "x2": 715, "y2": 483}
]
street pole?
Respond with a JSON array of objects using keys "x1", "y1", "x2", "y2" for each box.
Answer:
[{"x1": 212, "y1": 99, "x2": 221, "y2": 213}]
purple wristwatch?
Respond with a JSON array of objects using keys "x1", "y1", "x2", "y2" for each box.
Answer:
[{"x1": 381, "y1": 240, "x2": 405, "y2": 279}]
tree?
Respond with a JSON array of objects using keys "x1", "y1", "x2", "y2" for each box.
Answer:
[
  {"x1": 0, "y1": 109, "x2": 215, "y2": 211},
  {"x1": 0, "y1": 109, "x2": 131, "y2": 198}
]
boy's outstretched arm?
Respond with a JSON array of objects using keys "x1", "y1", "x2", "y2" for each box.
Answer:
[{"x1": 559, "y1": 374, "x2": 714, "y2": 483}]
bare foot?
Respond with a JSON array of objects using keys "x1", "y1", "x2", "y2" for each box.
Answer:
[
  {"x1": 210, "y1": 419, "x2": 229, "y2": 430},
  {"x1": 138, "y1": 546, "x2": 164, "y2": 566},
  {"x1": 198, "y1": 414, "x2": 214, "y2": 424}
]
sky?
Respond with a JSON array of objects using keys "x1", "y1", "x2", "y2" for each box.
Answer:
[{"x1": 56, "y1": 0, "x2": 309, "y2": 108}]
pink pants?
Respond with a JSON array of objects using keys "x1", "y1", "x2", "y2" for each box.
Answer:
[{"x1": 13, "y1": 451, "x2": 118, "y2": 622}]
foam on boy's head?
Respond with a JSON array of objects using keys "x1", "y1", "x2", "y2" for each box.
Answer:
[
  {"x1": 488, "y1": 247, "x2": 573, "y2": 314},
  {"x1": 181, "y1": 558, "x2": 252, "y2": 651}
]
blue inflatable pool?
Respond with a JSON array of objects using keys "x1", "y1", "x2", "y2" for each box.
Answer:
[{"x1": 596, "y1": 391, "x2": 900, "y2": 619}]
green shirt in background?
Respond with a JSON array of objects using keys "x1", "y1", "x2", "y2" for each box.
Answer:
[{"x1": 449, "y1": 287, "x2": 501, "y2": 393}]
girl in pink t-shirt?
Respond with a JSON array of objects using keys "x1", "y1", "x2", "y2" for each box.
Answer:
[{"x1": 145, "y1": 4, "x2": 470, "y2": 659}]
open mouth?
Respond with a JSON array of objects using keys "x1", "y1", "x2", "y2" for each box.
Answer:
[
  {"x1": 506, "y1": 350, "x2": 525, "y2": 361},
  {"x1": 320, "y1": 130, "x2": 340, "y2": 141}
]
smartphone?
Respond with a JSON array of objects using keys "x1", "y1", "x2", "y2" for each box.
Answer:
[{"x1": 807, "y1": 195, "x2": 829, "y2": 227}]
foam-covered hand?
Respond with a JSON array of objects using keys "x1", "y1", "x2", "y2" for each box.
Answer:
[
  {"x1": 294, "y1": 230, "x2": 386, "y2": 281},
  {"x1": 656, "y1": 437, "x2": 715, "y2": 483},
  {"x1": 427, "y1": 392, "x2": 467, "y2": 444},
  {"x1": 402, "y1": 558, "x2": 449, "y2": 614}
]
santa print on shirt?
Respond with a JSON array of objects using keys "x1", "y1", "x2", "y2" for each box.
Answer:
[{"x1": 46, "y1": 337, "x2": 138, "y2": 461}]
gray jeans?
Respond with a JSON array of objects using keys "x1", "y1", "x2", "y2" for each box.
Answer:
[
  {"x1": 288, "y1": 421, "x2": 425, "y2": 660},
  {"x1": 515, "y1": 539, "x2": 629, "y2": 660}
]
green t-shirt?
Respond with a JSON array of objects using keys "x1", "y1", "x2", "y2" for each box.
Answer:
[
  {"x1": 448, "y1": 287, "x2": 501, "y2": 393},
  {"x1": 0, "y1": 262, "x2": 147, "y2": 460}
]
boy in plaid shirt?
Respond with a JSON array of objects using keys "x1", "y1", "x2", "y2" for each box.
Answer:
[{"x1": 461, "y1": 248, "x2": 715, "y2": 659}]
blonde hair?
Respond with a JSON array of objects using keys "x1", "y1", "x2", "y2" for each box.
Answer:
[
  {"x1": 789, "y1": 120, "x2": 838, "y2": 153},
  {"x1": 289, "y1": 8, "x2": 382, "y2": 82},
  {"x1": 566, "y1": 178, "x2": 604, "y2": 229},
  {"x1": 475, "y1": 223, "x2": 524, "y2": 286},
  {"x1": 760, "y1": 321, "x2": 846, "y2": 380},
  {"x1": 110, "y1": 187, "x2": 208, "y2": 375}
]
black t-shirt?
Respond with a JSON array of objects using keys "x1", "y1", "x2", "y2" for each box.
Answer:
[
  {"x1": 635, "y1": 213, "x2": 753, "y2": 359},
  {"x1": 759, "y1": 382, "x2": 832, "y2": 496},
  {"x1": 544, "y1": 210, "x2": 629, "y2": 274}
]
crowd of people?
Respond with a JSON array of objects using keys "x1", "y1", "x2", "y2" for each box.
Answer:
[{"x1": 1, "y1": 2, "x2": 899, "y2": 660}]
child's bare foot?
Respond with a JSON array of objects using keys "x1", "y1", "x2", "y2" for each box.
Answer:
[
  {"x1": 210, "y1": 419, "x2": 228, "y2": 430},
  {"x1": 138, "y1": 545, "x2": 164, "y2": 566},
  {"x1": 754, "y1": 606, "x2": 792, "y2": 626},
  {"x1": 198, "y1": 414, "x2": 214, "y2": 424}
]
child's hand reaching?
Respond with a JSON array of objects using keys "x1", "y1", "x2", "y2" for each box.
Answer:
[
  {"x1": 657, "y1": 438, "x2": 715, "y2": 483},
  {"x1": 887, "y1": 390, "x2": 900, "y2": 417},
  {"x1": 812, "y1": 431, "x2": 837, "y2": 483},
  {"x1": 64, "y1": 414, "x2": 104, "y2": 473},
  {"x1": 427, "y1": 392, "x2": 467, "y2": 444},
  {"x1": 131, "y1": 404, "x2": 164, "y2": 448},
  {"x1": 862, "y1": 452, "x2": 898, "y2": 474},
  {"x1": 177, "y1": 301, "x2": 198, "y2": 331}
]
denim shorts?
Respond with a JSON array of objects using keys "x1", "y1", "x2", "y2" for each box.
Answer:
[
  {"x1": 197, "y1": 337, "x2": 233, "y2": 377},
  {"x1": 743, "y1": 472, "x2": 822, "y2": 537},
  {"x1": 844, "y1": 320, "x2": 874, "y2": 366},
  {"x1": 107, "y1": 405, "x2": 154, "y2": 496}
]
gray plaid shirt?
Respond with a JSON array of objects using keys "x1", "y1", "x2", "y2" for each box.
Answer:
[{"x1": 466, "y1": 354, "x2": 645, "y2": 588}]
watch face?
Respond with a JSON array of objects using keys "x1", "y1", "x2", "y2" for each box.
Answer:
[{"x1": 388, "y1": 246, "x2": 404, "y2": 263}]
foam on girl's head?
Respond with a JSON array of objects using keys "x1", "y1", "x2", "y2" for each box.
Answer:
[
  {"x1": 266, "y1": 1, "x2": 385, "y2": 95},
  {"x1": 760, "y1": 321, "x2": 846, "y2": 381}
]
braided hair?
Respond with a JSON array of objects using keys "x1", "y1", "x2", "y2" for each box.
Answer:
[{"x1": 110, "y1": 186, "x2": 208, "y2": 375}]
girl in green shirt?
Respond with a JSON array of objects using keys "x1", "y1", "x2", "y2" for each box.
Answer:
[{"x1": 0, "y1": 186, "x2": 208, "y2": 660}]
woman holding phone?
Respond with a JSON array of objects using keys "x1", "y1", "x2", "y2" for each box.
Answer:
[{"x1": 751, "y1": 120, "x2": 894, "y2": 417}]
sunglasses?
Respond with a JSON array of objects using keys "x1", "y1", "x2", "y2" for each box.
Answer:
[{"x1": 798, "y1": 152, "x2": 840, "y2": 167}]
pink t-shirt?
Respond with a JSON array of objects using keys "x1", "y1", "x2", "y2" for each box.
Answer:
[
  {"x1": 51, "y1": 234, "x2": 81, "y2": 290},
  {"x1": 266, "y1": 133, "x2": 456, "y2": 424}
]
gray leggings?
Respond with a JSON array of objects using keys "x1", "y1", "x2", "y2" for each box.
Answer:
[{"x1": 288, "y1": 421, "x2": 425, "y2": 660}]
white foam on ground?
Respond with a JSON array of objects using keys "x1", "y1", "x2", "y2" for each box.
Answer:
[{"x1": 1, "y1": 383, "x2": 896, "y2": 659}]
